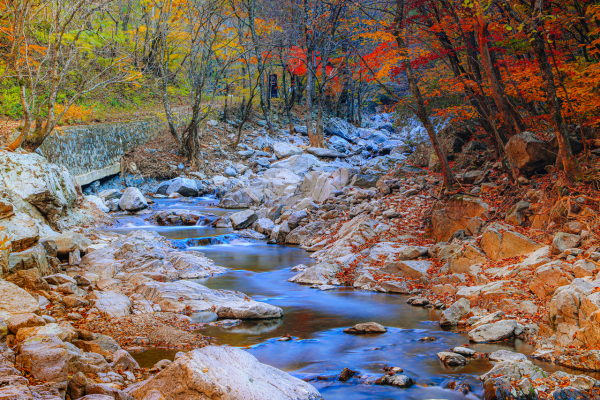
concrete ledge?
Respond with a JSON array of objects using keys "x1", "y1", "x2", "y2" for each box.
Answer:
[{"x1": 76, "y1": 163, "x2": 121, "y2": 186}]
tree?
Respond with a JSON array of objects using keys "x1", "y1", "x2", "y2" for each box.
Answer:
[
  {"x1": 148, "y1": 0, "x2": 238, "y2": 165},
  {"x1": 3, "y1": 0, "x2": 134, "y2": 150},
  {"x1": 392, "y1": 0, "x2": 454, "y2": 191}
]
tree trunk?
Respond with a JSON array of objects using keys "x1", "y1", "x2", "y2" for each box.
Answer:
[
  {"x1": 476, "y1": 11, "x2": 524, "y2": 136},
  {"x1": 529, "y1": 1, "x2": 582, "y2": 179},
  {"x1": 394, "y1": 0, "x2": 454, "y2": 191}
]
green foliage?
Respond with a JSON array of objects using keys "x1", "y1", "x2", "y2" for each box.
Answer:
[{"x1": 0, "y1": 80, "x2": 23, "y2": 119}]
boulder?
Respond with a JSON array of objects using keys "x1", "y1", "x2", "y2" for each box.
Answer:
[
  {"x1": 0, "y1": 151, "x2": 93, "y2": 231},
  {"x1": 118, "y1": 188, "x2": 148, "y2": 212},
  {"x1": 270, "y1": 154, "x2": 323, "y2": 175},
  {"x1": 111, "y1": 349, "x2": 140, "y2": 371},
  {"x1": 439, "y1": 298, "x2": 470, "y2": 327},
  {"x1": 15, "y1": 322, "x2": 76, "y2": 343},
  {"x1": 98, "y1": 189, "x2": 122, "y2": 200},
  {"x1": 437, "y1": 352, "x2": 468, "y2": 366},
  {"x1": 428, "y1": 196, "x2": 489, "y2": 242},
  {"x1": 488, "y1": 350, "x2": 528, "y2": 363},
  {"x1": 273, "y1": 142, "x2": 303, "y2": 159},
  {"x1": 8, "y1": 244, "x2": 51, "y2": 276},
  {"x1": 324, "y1": 118, "x2": 358, "y2": 142},
  {"x1": 288, "y1": 263, "x2": 339, "y2": 286},
  {"x1": 376, "y1": 374, "x2": 413, "y2": 388},
  {"x1": 229, "y1": 210, "x2": 258, "y2": 230},
  {"x1": 16, "y1": 335, "x2": 69, "y2": 382},
  {"x1": 215, "y1": 302, "x2": 282, "y2": 319},
  {"x1": 3, "y1": 213, "x2": 39, "y2": 252},
  {"x1": 254, "y1": 218, "x2": 275, "y2": 236},
  {"x1": 126, "y1": 346, "x2": 322, "y2": 400},
  {"x1": 530, "y1": 261, "x2": 572, "y2": 300},
  {"x1": 551, "y1": 232, "x2": 581, "y2": 254},
  {"x1": 6, "y1": 313, "x2": 45, "y2": 334},
  {"x1": 87, "y1": 291, "x2": 131, "y2": 318},
  {"x1": 286, "y1": 222, "x2": 324, "y2": 245},
  {"x1": 51, "y1": 231, "x2": 92, "y2": 256},
  {"x1": 380, "y1": 260, "x2": 431, "y2": 279},
  {"x1": 480, "y1": 223, "x2": 542, "y2": 260},
  {"x1": 505, "y1": 131, "x2": 555, "y2": 174},
  {"x1": 0, "y1": 280, "x2": 39, "y2": 319},
  {"x1": 287, "y1": 211, "x2": 308, "y2": 229},
  {"x1": 469, "y1": 320, "x2": 522, "y2": 342},
  {"x1": 166, "y1": 178, "x2": 199, "y2": 197},
  {"x1": 343, "y1": 322, "x2": 387, "y2": 334}
]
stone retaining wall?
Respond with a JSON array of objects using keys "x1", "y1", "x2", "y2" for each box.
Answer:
[{"x1": 38, "y1": 115, "x2": 187, "y2": 185}]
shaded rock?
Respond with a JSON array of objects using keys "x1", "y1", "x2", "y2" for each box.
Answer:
[
  {"x1": 166, "y1": 178, "x2": 199, "y2": 197},
  {"x1": 506, "y1": 131, "x2": 555, "y2": 174},
  {"x1": 229, "y1": 210, "x2": 258, "y2": 230},
  {"x1": 437, "y1": 352, "x2": 468, "y2": 366}
]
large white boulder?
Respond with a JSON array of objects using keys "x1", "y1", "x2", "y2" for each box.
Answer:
[{"x1": 127, "y1": 346, "x2": 321, "y2": 400}]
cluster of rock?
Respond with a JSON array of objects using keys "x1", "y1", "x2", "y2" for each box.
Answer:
[{"x1": 0, "y1": 149, "x2": 322, "y2": 399}]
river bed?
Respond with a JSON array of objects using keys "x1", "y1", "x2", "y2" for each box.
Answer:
[{"x1": 104, "y1": 197, "x2": 585, "y2": 399}]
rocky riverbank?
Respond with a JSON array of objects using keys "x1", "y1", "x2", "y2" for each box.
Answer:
[{"x1": 2, "y1": 114, "x2": 600, "y2": 399}]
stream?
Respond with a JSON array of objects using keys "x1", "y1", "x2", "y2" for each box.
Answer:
[{"x1": 104, "y1": 197, "x2": 579, "y2": 400}]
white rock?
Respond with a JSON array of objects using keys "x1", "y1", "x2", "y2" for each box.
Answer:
[{"x1": 127, "y1": 346, "x2": 321, "y2": 399}]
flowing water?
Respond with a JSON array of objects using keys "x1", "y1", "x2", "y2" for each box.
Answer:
[{"x1": 107, "y1": 197, "x2": 583, "y2": 399}]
